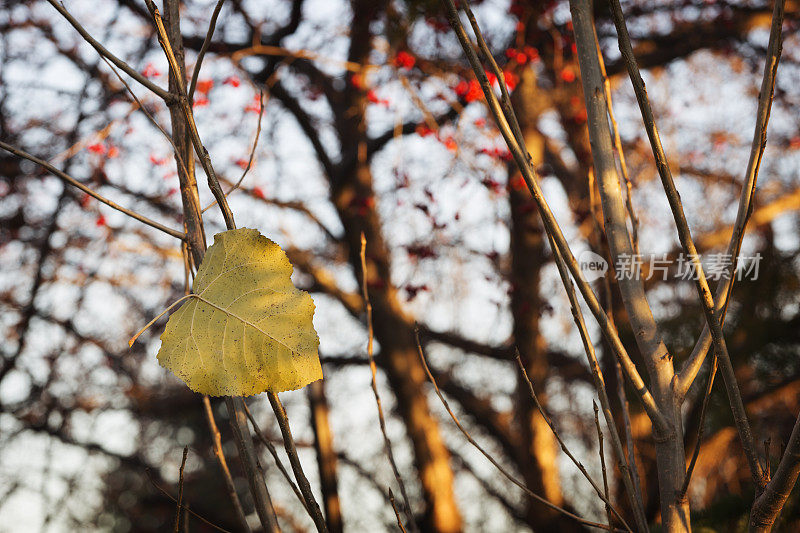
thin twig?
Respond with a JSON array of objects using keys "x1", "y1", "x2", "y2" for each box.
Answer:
[
  {"x1": 227, "y1": 90, "x2": 265, "y2": 193},
  {"x1": 202, "y1": 90, "x2": 267, "y2": 213},
  {"x1": 602, "y1": 273, "x2": 645, "y2": 511},
  {"x1": 389, "y1": 490, "x2": 409, "y2": 533},
  {"x1": 515, "y1": 352, "x2": 633, "y2": 532},
  {"x1": 460, "y1": 4, "x2": 527, "y2": 155},
  {"x1": 679, "y1": 355, "x2": 718, "y2": 501},
  {"x1": 174, "y1": 446, "x2": 189, "y2": 533},
  {"x1": 188, "y1": 0, "x2": 227, "y2": 100},
  {"x1": 594, "y1": 402, "x2": 614, "y2": 530},
  {"x1": 45, "y1": 0, "x2": 173, "y2": 102},
  {"x1": 145, "y1": 469, "x2": 232, "y2": 533},
  {"x1": 415, "y1": 330, "x2": 620, "y2": 532},
  {"x1": 359, "y1": 233, "x2": 419, "y2": 533},
  {"x1": 0, "y1": 141, "x2": 184, "y2": 240},
  {"x1": 128, "y1": 294, "x2": 193, "y2": 346},
  {"x1": 765, "y1": 438, "x2": 772, "y2": 482}
]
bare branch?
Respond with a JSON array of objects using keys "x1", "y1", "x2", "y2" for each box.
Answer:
[
  {"x1": 173, "y1": 447, "x2": 189, "y2": 533},
  {"x1": 594, "y1": 402, "x2": 614, "y2": 530},
  {"x1": 244, "y1": 403, "x2": 310, "y2": 512},
  {"x1": 678, "y1": 355, "x2": 718, "y2": 501},
  {"x1": 45, "y1": 0, "x2": 172, "y2": 102},
  {"x1": 188, "y1": 0, "x2": 227, "y2": 100},
  {"x1": 414, "y1": 329, "x2": 620, "y2": 532},
  {"x1": 202, "y1": 397, "x2": 251, "y2": 532},
  {"x1": 0, "y1": 141, "x2": 185, "y2": 240},
  {"x1": 225, "y1": 397, "x2": 281, "y2": 532},
  {"x1": 359, "y1": 233, "x2": 419, "y2": 533},
  {"x1": 267, "y1": 391, "x2": 329, "y2": 533}
]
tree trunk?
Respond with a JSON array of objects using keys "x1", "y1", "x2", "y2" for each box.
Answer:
[{"x1": 308, "y1": 380, "x2": 344, "y2": 533}]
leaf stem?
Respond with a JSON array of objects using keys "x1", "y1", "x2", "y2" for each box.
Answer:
[{"x1": 129, "y1": 294, "x2": 194, "y2": 347}]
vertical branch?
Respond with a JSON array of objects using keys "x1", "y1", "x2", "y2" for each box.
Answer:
[
  {"x1": 389, "y1": 490, "x2": 409, "y2": 533},
  {"x1": 225, "y1": 397, "x2": 281, "y2": 532},
  {"x1": 602, "y1": 244, "x2": 646, "y2": 517},
  {"x1": 244, "y1": 403, "x2": 309, "y2": 511},
  {"x1": 188, "y1": 0, "x2": 227, "y2": 100},
  {"x1": 439, "y1": 0, "x2": 669, "y2": 436},
  {"x1": 594, "y1": 402, "x2": 614, "y2": 530},
  {"x1": 594, "y1": 36, "x2": 639, "y2": 256},
  {"x1": 359, "y1": 233, "x2": 419, "y2": 533},
  {"x1": 174, "y1": 447, "x2": 189, "y2": 533},
  {"x1": 267, "y1": 391, "x2": 329, "y2": 533},
  {"x1": 678, "y1": 355, "x2": 718, "y2": 501},
  {"x1": 160, "y1": 0, "x2": 206, "y2": 259},
  {"x1": 571, "y1": 0, "x2": 670, "y2": 383}
]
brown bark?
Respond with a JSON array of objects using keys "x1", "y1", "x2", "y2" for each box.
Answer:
[{"x1": 308, "y1": 380, "x2": 344, "y2": 533}]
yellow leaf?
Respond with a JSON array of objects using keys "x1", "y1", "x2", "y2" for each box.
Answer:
[{"x1": 157, "y1": 228, "x2": 322, "y2": 396}]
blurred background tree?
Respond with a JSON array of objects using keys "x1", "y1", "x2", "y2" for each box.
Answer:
[{"x1": 1, "y1": 0, "x2": 799, "y2": 531}]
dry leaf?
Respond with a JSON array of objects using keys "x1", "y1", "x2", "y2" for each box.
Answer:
[{"x1": 157, "y1": 228, "x2": 322, "y2": 396}]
